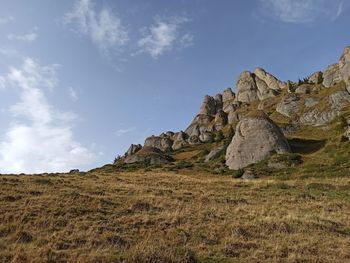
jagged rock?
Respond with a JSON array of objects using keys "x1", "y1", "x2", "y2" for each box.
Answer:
[
  {"x1": 276, "y1": 94, "x2": 301, "y2": 118},
  {"x1": 125, "y1": 144, "x2": 142, "y2": 156},
  {"x1": 228, "y1": 110, "x2": 241, "y2": 125},
  {"x1": 144, "y1": 136, "x2": 173, "y2": 152},
  {"x1": 236, "y1": 71, "x2": 259, "y2": 103},
  {"x1": 205, "y1": 145, "x2": 224, "y2": 162},
  {"x1": 254, "y1": 68, "x2": 287, "y2": 90},
  {"x1": 222, "y1": 88, "x2": 235, "y2": 112},
  {"x1": 241, "y1": 169, "x2": 257, "y2": 180},
  {"x1": 295, "y1": 84, "x2": 311, "y2": 94},
  {"x1": 225, "y1": 111, "x2": 291, "y2": 170},
  {"x1": 172, "y1": 131, "x2": 189, "y2": 150},
  {"x1": 214, "y1": 94, "x2": 223, "y2": 112},
  {"x1": 199, "y1": 95, "x2": 217, "y2": 115},
  {"x1": 339, "y1": 46, "x2": 350, "y2": 93},
  {"x1": 199, "y1": 132, "x2": 213, "y2": 143},
  {"x1": 323, "y1": 63, "x2": 342, "y2": 87},
  {"x1": 328, "y1": 91, "x2": 350, "y2": 110},
  {"x1": 124, "y1": 147, "x2": 173, "y2": 165},
  {"x1": 69, "y1": 169, "x2": 80, "y2": 174},
  {"x1": 304, "y1": 98, "x2": 319, "y2": 108},
  {"x1": 308, "y1": 71, "x2": 323, "y2": 84},
  {"x1": 214, "y1": 110, "x2": 228, "y2": 130},
  {"x1": 188, "y1": 135, "x2": 201, "y2": 145},
  {"x1": 300, "y1": 109, "x2": 337, "y2": 126},
  {"x1": 343, "y1": 126, "x2": 350, "y2": 140}
]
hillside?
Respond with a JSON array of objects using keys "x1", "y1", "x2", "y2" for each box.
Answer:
[{"x1": 1, "y1": 46, "x2": 350, "y2": 263}]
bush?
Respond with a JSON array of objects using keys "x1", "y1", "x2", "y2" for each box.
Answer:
[{"x1": 231, "y1": 169, "x2": 244, "y2": 178}]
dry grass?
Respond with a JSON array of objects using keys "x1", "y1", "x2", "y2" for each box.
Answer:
[{"x1": 1, "y1": 170, "x2": 350, "y2": 263}]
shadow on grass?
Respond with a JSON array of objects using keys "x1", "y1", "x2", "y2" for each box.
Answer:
[{"x1": 288, "y1": 138, "x2": 326, "y2": 154}]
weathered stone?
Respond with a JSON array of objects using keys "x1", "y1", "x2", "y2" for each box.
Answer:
[
  {"x1": 125, "y1": 144, "x2": 142, "y2": 156},
  {"x1": 323, "y1": 63, "x2": 342, "y2": 87},
  {"x1": 236, "y1": 71, "x2": 259, "y2": 103},
  {"x1": 241, "y1": 169, "x2": 257, "y2": 180},
  {"x1": 308, "y1": 71, "x2": 323, "y2": 84},
  {"x1": 276, "y1": 94, "x2": 301, "y2": 118},
  {"x1": 228, "y1": 110, "x2": 241, "y2": 125},
  {"x1": 214, "y1": 110, "x2": 228, "y2": 131},
  {"x1": 304, "y1": 98, "x2": 319, "y2": 108},
  {"x1": 199, "y1": 131, "x2": 213, "y2": 143},
  {"x1": 124, "y1": 147, "x2": 173, "y2": 165},
  {"x1": 188, "y1": 135, "x2": 201, "y2": 145},
  {"x1": 254, "y1": 67, "x2": 287, "y2": 90},
  {"x1": 172, "y1": 131, "x2": 189, "y2": 150},
  {"x1": 214, "y1": 94, "x2": 223, "y2": 112},
  {"x1": 295, "y1": 84, "x2": 311, "y2": 94},
  {"x1": 144, "y1": 136, "x2": 173, "y2": 152},
  {"x1": 205, "y1": 145, "x2": 224, "y2": 162},
  {"x1": 199, "y1": 95, "x2": 216, "y2": 115},
  {"x1": 339, "y1": 46, "x2": 350, "y2": 93},
  {"x1": 225, "y1": 111, "x2": 291, "y2": 170}
]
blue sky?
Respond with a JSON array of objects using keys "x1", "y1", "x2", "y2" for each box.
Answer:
[{"x1": 0, "y1": 0, "x2": 349, "y2": 173}]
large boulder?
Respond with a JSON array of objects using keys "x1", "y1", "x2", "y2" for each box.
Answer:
[
  {"x1": 125, "y1": 144, "x2": 142, "y2": 156},
  {"x1": 214, "y1": 110, "x2": 228, "y2": 131},
  {"x1": 124, "y1": 147, "x2": 173, "y2": 165},
  {"x1": 276, "y1": 94, "x2": 301, "y2": 118},
  {"x1": 172, "y1": 131, "x2": 189, "y2": 150},
  {"x1": 308, "y1": 71, "x2": 323, "y2": 84},
  {"x1": 205, "y1": 145, "x2": 224, "y2": 162},
  {"x1": 199, "y1": 95, "x2": 217, "y2": 115},
  {"x1": 339, "y1": 46, "x2": 350, "y2": 93},
  {"x1": 323, "y1": 63, "x2": 342, "y2": 87},
  {"x1": 222, "y1": 88, "x2": 236, "y2": 113},
  {"x1": 225, "y1": 111, "x2": 291, "y2": 170},
  {"x1": 254, "y1": 67, "x2": 287, "y2": 90},
  {"x1": 144, "y1": 135, "x2": 173, "y2": 152}
]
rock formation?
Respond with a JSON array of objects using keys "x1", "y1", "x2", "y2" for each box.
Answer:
[{"x1": 225, "y1": 111, "x2": 291, "y2": 170}]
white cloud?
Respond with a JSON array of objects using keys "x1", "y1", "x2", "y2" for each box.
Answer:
[
  {"x1": 114, "y1": 127, "x2": 135, "y2": 137},
  {"x1": 62, "y1": 0, "x2": 129, "y2": 52},
  {"x1": 8, "y1": 28, "x2": 38, "y2": 43},
  {"x1": 68, "y1": 87, "x2": 78, "y2": 101},
  {"x1": 258, "y1": 0, "x2": 344, "y2": 24},
  {"x1": 0, "y1": 47, "x2": 19, "y2": 57},
  {"x1": 0, "y1": 16, "x2": 14, "y2": 26},
  {"x1": 0, "y1": 58, "x2": 96, "y2": 173},
  {"x1": 137, "y1": 16, "x2": 193, "y2": 59}
]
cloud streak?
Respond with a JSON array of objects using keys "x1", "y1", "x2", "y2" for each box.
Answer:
[
  {"x1": 8, "y1": 28, "x2": 38, "y2": 43},
  {"x1": 0, "y1": 58, "x2": 95, "y2": 173},
  {"x1": 258, "y1": 0, "x2": 344, "y2": 24},
  {"x1": 62, "y1": 0, "x2": 129, "y2": 52},
  {"x1": 137, "y1": 16, "x2": 193, "y2": 59}
]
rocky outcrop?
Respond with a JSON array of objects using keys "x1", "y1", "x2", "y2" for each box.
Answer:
[
  {"x1": 339, "y1": 46, "x2": 350, "y2": 93},
  {"x1": 308, "y1": 71, "x2": 323, "y2": 84},
  {"x1": 222, "y1": 88, "x2": 235, "y2": 113},
  {"x1": 323, "y1": 64, "x2": 342, "y2": 87},
  {"x1": 276, "y1": 94, "x2": 301, "y2": 118},
  {"x1": 125, "y1": 144, "x2": 142, "y2": 156},
  {"x1": 199, "y1": 95, "x2": 217, "y2": 115},
  {"x1": 144, "y1": 135, "x2": 173, "y2": 152},
  {"x1": 214, "y1": 110, "x2": 228, "y2": 131},
  {"x1": 172, "y1": 131, "x2": 189, "y2": 150},
  {"x1": 124, "y1": 147, "x2": 173, "y2": 165},
  {"x1": 236, "y1": 69, "x2": 286, "y2": 103},
  {"x1": 295, "y1": 84, "x2": 311, "y2": 94},
  {"x1": 225, "y1": 111, "x2": 291, "y2": 170},
  {"x1": 205, "y1": 145, "x2": 224, "y2": 162}
]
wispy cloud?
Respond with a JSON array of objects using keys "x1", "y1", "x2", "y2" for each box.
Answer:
[
  {"x1": 258, "y1": 0, "x2": 344, "y2": 24},
  {"x1": 137, "y1": 16, "x2": 193, "y2": 59},
  {"x1": 68, "y1": 87, "x2": 78, "y2": 101},
  {"x1": 114, "y1": 127, "x2": 135, "y2": 137},
  {"x1": 62, "y1": 0, "x2": 129, "y2": 53},
  {"x1": 0, "y1": 58, "x2": 95, "y2": 173},
  {"x1": 0, "y1": 16, "x2": 14, "y2": 26},
  {"x1": 8, "y1": 28, "x2": 38, "y2": 43}
]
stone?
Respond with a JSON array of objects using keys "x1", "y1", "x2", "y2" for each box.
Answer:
[
  {"x1": 228, "y1": 110, "x2": 241, "y2": 125},
  {"x1": 343, "y1": 126, "x2": 350, "y2": 140},
  {"x1": 328, "y1": 91, "x2": 350, "y2": 110},
  {"x1": 254, "y1": 67, "x2": 287, "y2": 90},
  {"x1": 205, "y1": 145, "x2": 224, "y2": 162},
  {"x1": 172, "y1": 131, "x2": 189, "y2": 150},
  {"x1": 125, "y1": 144, "x2": 142, "y2": 156},
  {"x1": 300, "y1": 109, "x2": 337, "y2": 126},
  {"x1": 144, "y1": 136, "x2": 173, "y2": 152},
  {"x1": 276, "y1": 94, "x2": 301, "y2": 118},
  {"x1": 199, "y1": 95, "x2": 217, "y2": 115},
  {"x1": 222, "y1": 88, "x2": 236, "y2": 113},
  {"x1": 241, "y1": 169, "x2": 257, "y2": 180},
  {"x1": 339, "y1": 46, "x2": 350, "y2": 93},
  {"x1": 214, "y1": 110, "x2": 228, "y2": 130},
  {"x1": 69, "y1": 169, "x2": 80, "y2": 174},
  {"x1": 323, "y1": 63, "x2": 342, "y2": 87},
  {"x1": 214, "y1": 94, "x2": 223, "y2": 112},
  {"x1": 225, "y1": 111, "x2": 291, "y2": 170},
  {"x1": 236, "y1": 71, "x2": 259, "y2": 103},
  {"x1": 199, "y1": 131, "x2": 213, "y2": 143},
  {"x1": 188, "y1": 135, "x2": 201, "y2": 145},
  {"x1": 295, "y1": 84, "x2": 311, "y2": 94},
  {"x1": 304, "y1": 98, "x2": 319, "y2": 108},
  {"x1": 124, "y1": 147, "x2": 173, "y2": 165},
  {"x1": 308, "y1": 71, "x2": 323, "y2": 84}
]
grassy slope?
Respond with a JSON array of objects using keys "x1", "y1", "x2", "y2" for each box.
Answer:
[{"x1": 1, "y1": 84, "x2": 350, "y2": 262}]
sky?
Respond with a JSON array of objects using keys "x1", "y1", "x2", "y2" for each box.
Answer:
[{"x1": 0, "y1": 0, "x2": 349, "y2": 173}]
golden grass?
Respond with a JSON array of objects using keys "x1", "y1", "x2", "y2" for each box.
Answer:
[{"x1": 1, "y1": 170, "x2": 350, "y2": 263}]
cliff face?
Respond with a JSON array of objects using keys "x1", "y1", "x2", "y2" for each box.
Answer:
[{"x1": 119, "y1": 46, "x2": 350, "y2": 171}]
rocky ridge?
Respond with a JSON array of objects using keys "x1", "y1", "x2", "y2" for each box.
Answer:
[{"x1": 118, "y1": 46, "x2": 350, "y2": 172}]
